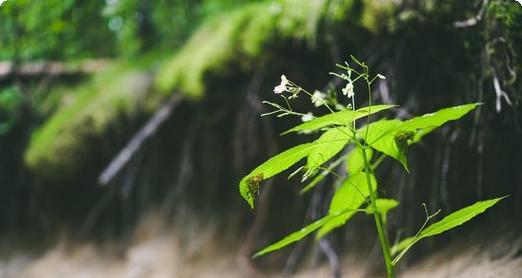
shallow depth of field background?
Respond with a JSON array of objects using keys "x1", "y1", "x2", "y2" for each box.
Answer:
[{"x1": 0, "y1": 0, "x2": 521, "y2": 277}]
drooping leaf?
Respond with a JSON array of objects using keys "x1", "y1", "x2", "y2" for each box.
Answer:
[
  {"x1": 283, "y1": 104, "x2": 396, "y2": 135},
  {"x1": 254, "y1": 204, "x2": 368, "y2": 257},
  {"x1": 306, "y1": 127, "x2": 351, "y2": 177},
  {"x1": 239, "y1": 143, "x2": 315, "y2": 208},
  {"x1": 346, "y1": 147, "x2": 373, "y2": 175},
  {"x1": 316, "y1": 172, "x2": 376, "y2": 238},
  {"x1": 359, "y1": 119, "x2": 406, "y2": 169},
  {"x1": 391, "y1": 197, "x2": 505, "y2": 259},
  {"x1": 253, "y1": 214, "x2": 333, "y2": 257}
]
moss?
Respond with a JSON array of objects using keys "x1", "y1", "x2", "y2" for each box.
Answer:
[
  {"x1": 24, "y1": 63, "x2": 157, "y2": 182},
  {"x1": 155, "y1": 5, "x2": 260, "y2": 98},
  {"x1": 155, "y1": 0, "x2": 392, "y2": 97}
]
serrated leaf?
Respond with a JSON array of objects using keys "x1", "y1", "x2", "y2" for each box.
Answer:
[
  {"x1": 316, "y1": 172, "x2": 376, "y2": 238},
  {"x1": 391, "y1": 197, "x2": 505, "y2": 258},
  {"x1": 306, "y1": 127, "x2": 351, "y2": 177},
  {"x1": 283, "y1": 104, "x2": 396, "y2": 135},
  {"x1": 361, "y1": 104, "x2": 478, "y2": 170},
  {"x1": 420, "y1": 197, "x2": 504, "y2": 238},
  {"x1": 400, "y1": 104, "x2": 479, "y2": 141},
  {"x1": 239, "y1": 143, "x2": 315, "y2": 208}
]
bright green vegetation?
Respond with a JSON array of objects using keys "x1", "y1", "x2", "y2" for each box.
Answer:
[
  {"x1": 24, "y1": 63, "x2": 159, "y2": 181},
  {"x1": 155, "y1": 0, "x2": 393, "y2": 97},
  {"x1": 0, "y1": 0, "x2": 113, "y2": 60},
  {"x1": 0, "y1": 0, "x2": 264, "y2": 60},
  {"x1": 238, "y1": 58, "x2": 505, "y2": 277}
]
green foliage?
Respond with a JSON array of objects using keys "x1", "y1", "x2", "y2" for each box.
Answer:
[
  {"x1": 0, "y1": 0, "x2": 114, "y2": 60},
  {"x1": 254, "y1": 171, "x2": 381, "y2": 255},
  {"x1": 254, "y1": 171, "x2": 376, "y2": 256},
  {"x1": 155, "y1": 0, "x2": 393, "y2": 97},
  {"x1": 360, "y1": 104, "x2": 479, "y2": 170},
  {"x1": 239, "y1": 143, "x2": 316, "y2": 208},
  {"x1": 0, "y1": 0, "x2": 269, "y2": 60},
  {"x1": 306, "y1": 127, "x2": 351, "y2": 178},
  {"x1": 238, "y1": 59, "x2": 503, "y2": 277},
  {"x1": 156, "y1": 3, "x2": 264, "y2": 97},
  {"x1": 253, "y1": 213, "x2": 335, "y2": 258},
  {"x1": 283, "y1": 104, "x2": 396, "y2": 134},
  {"x1": 317, "y1": 171, "x2": 376, "y2": 238},
  {"x1": 103, "y1": 0, "x2": 263, "y2": 57},
  {"x1": 487, "y1": 0, "x2": 522, "y2": 29},
  {"x1": 24, "y1": 63, "x2": 158, "y2": 181},
  {"x1": 299, "y1": 155, "x2": 346, "y2": 194},
  {"x1": 346, "y1": 146, "x2": 373, "y2": 175},
  {"x1": 391, "y1": 197, "x2": 506, "y2": 264},
  {"x1": 370, "y1": 199, "x2": 399, "y2": 224}
]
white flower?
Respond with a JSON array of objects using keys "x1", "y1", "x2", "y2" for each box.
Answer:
[
  {"x1": 342, "y1": 82, "x2": 354, "y2": 98},
  {"x1": 0, "y1": 0, "x2": 7, "y2": 6},
  {"x1": 301, "y1": 112, "x2": 314, "y2": 122},
  {"x1": 516, "y1": 0, "x2": 522, "y2": 6},
  {"x1": 377, "y1": 74, "x2": 386, "y2": 80},
  {"x1": 273, "y1": 74, "x2": 289, "y2": 94},
  {"x1": 311, "y1": 90, "x2": 326, "y2": 107}
]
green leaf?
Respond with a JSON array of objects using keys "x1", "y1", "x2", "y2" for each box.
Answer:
[
  {"x1": 367, "y1": 199, "x2": 399, "y2": 223},
  {"x1": 316, "y1": 172, "x2": 376, "y2": 238},
  {"x1": 239, "y1": 143, "x2": 315, "y2": 208},
  {"x1": 254, "y1": 203, "x2": 368, "y2": 257},
  {"x1": 359, "y1": 119, "x2": 406, "y2": 169},
  {"x1": 420, "y1": 197, "x2": 504, "y2": 238},
  {"x1": 362, "y1": 119, "x2": 403, "y2": 144},
  {"x1": 346, "y1": 147, "x2": 373, "y2": 175},
  {"x1": 400, "y1": 103, "x2": 479, "y2": 142},
  {"x1": 362, "y1": 104, "x2": 479, "y2": 170},
  {"x1": 299, "y1": 155, "x2": 346, "y2": 194},
  {"x1": 306, "y1": 127, "x2": 351, "y2": 177},
  {"x1": 391, "y1": 197, "x2": 505, "y2": 259},
  {"x1": 253, "y1": 214, "x2": 333, "y2": 257},
  {"x1": 391, "y1": 237, "x2": 415, "y2": 257},
  {"x1": 283, "y1": 104, "x2": 396, "y2": 135}
]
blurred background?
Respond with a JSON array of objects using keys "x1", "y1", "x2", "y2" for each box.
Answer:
[{"x1": 0, "y1": 0, "x2": 521, "y2": 277}]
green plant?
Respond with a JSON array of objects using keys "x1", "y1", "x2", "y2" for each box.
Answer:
[{"x1": 238, "y1": 56, "x2": 505, "y2": 277}]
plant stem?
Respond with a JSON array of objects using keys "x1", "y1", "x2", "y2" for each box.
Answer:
[
  {"x1": 360, "y1": 147, "x2": 395, "y2": 277},
  {"x1": 358, "y1": 62, "x2": 394, "y2": 277}
]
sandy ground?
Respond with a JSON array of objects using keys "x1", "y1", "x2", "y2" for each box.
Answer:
[
  {"x1": 1, "y1": 216, "x2": 521, "y2": 278},
  {"x1": 2, "y1": 238, "x2": 520, "y2": 278}
]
